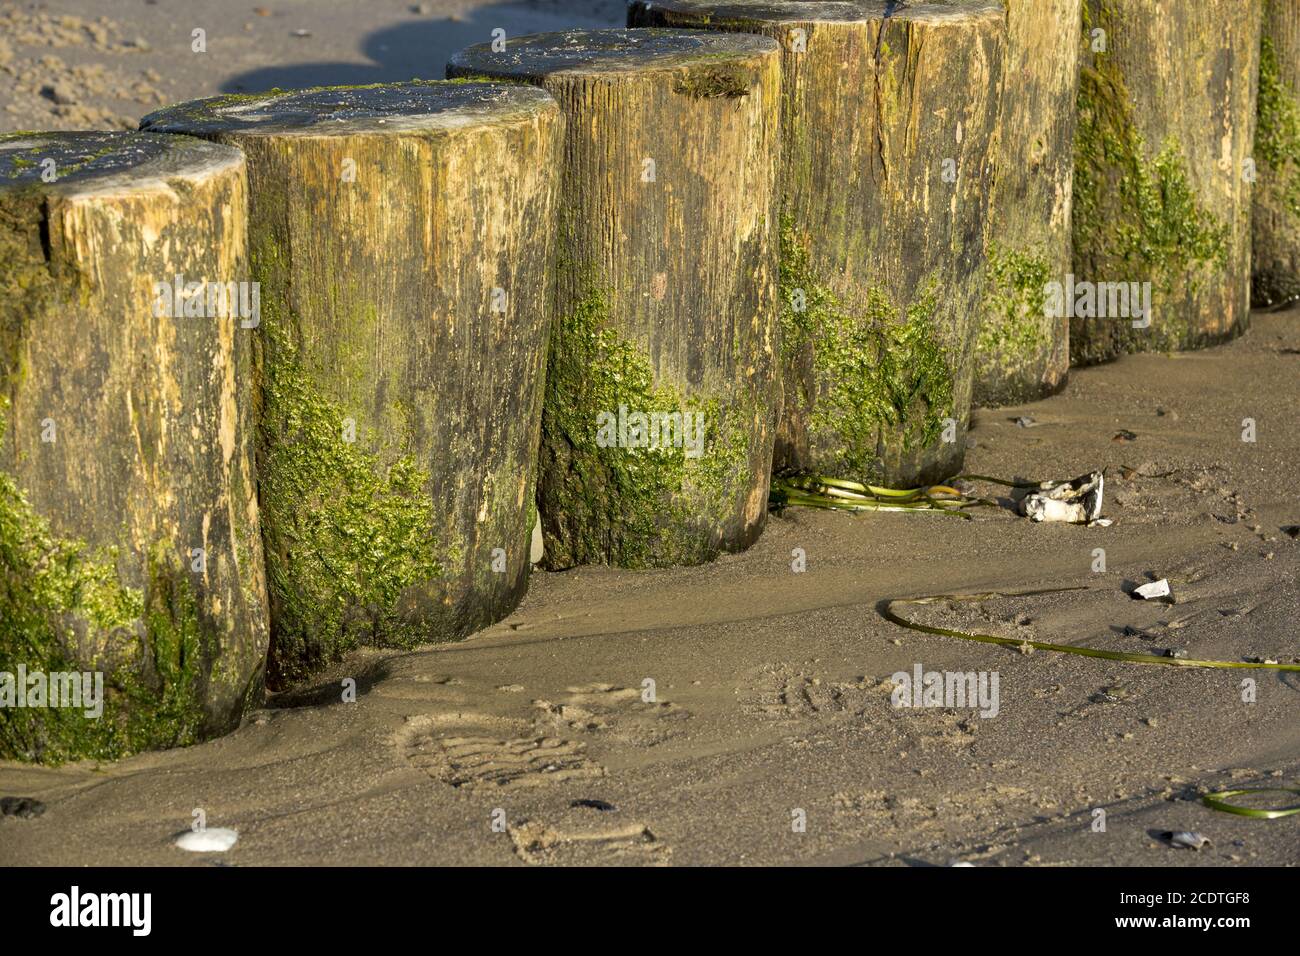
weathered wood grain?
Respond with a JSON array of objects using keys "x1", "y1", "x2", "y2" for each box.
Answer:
[
  {"x1": 450, "y1": 30, "x2": 783, "y2": 568},
  {"x1": 143, "y1": 82, "x2": 563, "y2": 685},
  {"x1": 1254, "y1": 0, "x2": 1300, "y2": 308},
  {"x1": 0, "y1": 130, "x2": 267, "y2": 761},
  {"x1": 975, "y1": 0, "x2": 1081, "y2": 407},
  {"x1": 1072, "y1": 0, "x2": 1262, "y2": 364},
  {"x1": 627, "y1": 3, "x2": 1005, "y2": 485}
]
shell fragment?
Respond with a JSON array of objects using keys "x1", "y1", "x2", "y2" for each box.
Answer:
[
  {"x1": 174, "y1": 827, "x2": 238, "y2": 852},
  {"x1": 1020, "y1": 471, "x2": 1105, "y2": 524},
  {"x1": 1134, "y1": 579, "x2": 1171, "y2": 600}
]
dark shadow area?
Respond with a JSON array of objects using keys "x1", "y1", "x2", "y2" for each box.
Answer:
[
  {"x1": 222, "y1": 1, "x2": 624, "y2": 94},
  {"x1": 265, "y1": 657, "x2": 394, "y2": 710}
]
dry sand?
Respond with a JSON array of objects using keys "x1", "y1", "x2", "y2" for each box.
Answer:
[
  {"x1": 0, "y1": 0, "x2": 624, "y2": 134},
  {"x1": 1, "y1": 0, "x2": 1298, "y2": 867}
]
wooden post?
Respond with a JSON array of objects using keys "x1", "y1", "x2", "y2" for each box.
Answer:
[
  {"x1": 628, "y1": 4, "x2": 1005, "y2": 486},
  {"x1": 975, "y1": 0, "x2": 1081, "y2": 407},
  {"x1": 142, "y1": 82, "x2": 563, "y2": 686},
  {"x1": 449, "y1": 30, "x2": 783, "y2": 569},
  {"x1": 1255, "y1": 0, "x2": 1300, "y2": 308},
  {"x1": 0, "y1": 131, "x2": 267, "y2": 762},
  {"x1": 1072, "y1": 0, "x2": 1263, "y2": 364}
]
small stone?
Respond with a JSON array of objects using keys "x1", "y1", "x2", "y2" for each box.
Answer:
[
  {"x1": 570, "y1": 798, "x2": 617, "y2": 812},
  {"x1": 0, "y1": 796, "x2": 46, "y2": 819},
  {"x1": 41, "y1": 82, "x2": 77, "y2": 105}
]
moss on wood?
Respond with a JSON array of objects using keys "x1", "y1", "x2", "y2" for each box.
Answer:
[
  {"x1": 975, "y1": 243, "x2": 1054, "y2": 400},
  {"x1": 1072, "y1": 0, "x2": 1253, "y2": 363},
  {"x1": 1254, "y1": 15, "x2": 1300, "y2": 306},
  {"x1": 541, "y1": 277, "x2": 755, "y2": 569},
  {"x1": 779, "y1": 216, "x2": 954, "y2": 483},
  {"x1": 258, "y1": 317, "x2": 445, "y2": 686},
  {"x1": 0, "y1": 397, "x2": 215, "y2": 763}
]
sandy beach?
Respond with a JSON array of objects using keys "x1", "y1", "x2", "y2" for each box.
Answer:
[
  {"x1": 1, "y1": 0, "x2": 1298, "y2": 867},
  {"x1": 3, "y1": 305, "x2": 1298, "y2": 865}
]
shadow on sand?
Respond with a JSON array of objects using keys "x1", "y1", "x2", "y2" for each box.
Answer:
[{"x1": 220, "y1": 1, "x2": 623, "y2": 94}]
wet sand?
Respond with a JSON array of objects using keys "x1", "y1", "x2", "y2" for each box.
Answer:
[
  {"x1": 1, "y1": 0, "x2": 1298, "y2": 867},
  {"x1": 3, "y1": 310, "x2": 1298, "y2": 866}
]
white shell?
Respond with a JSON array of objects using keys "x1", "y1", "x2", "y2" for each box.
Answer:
[
  {"x1": 1020, "y1": 471, "x2": 1104, "y2": 524},
  {"x1": 1169, "y1": 831, "x2": 1209, "y2": 850},
  {"x1": 1135, "y1": 579, "x2": 1171, "y2": 600},
  {"x1": 174, "y1": 827, "x2": 238, "y2": 852}
]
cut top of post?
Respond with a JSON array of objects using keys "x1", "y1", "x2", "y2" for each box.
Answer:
[
  {"x1": 0, "y1": 130, "x2": 243, "y2": 200},
  {"x1": 448, "y1": 27, "x2": 780, "y2": 82},
  {"x1": 140, "y1": 80, "x2": 558, "y2": 139},
  {"x1": 627, "y1": 0, "x2": 1004, "y2": 27}
]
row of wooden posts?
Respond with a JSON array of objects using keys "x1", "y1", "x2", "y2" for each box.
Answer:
[{"x1": 1, "y1": 0, "x2": 1297, "y2": 761}]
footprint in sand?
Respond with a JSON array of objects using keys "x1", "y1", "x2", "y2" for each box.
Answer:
[
  {"x1": 507, "y1": 816, "x2": 670, "y2": 866},
  {"x1": 399, "y1": 713, "x2": 605, "y2": 791},
  {"x1": 750, "y1": 665, "x2": 879, "y2": 722},
  {"x1": 532, "y1": 683, "x2": 690, "y2": 746}
]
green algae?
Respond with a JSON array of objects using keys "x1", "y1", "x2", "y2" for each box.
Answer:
[
  {"x1": 0, "y1": 134, "x2": 129, "y2": 183},
  {"x1": 0, "y1": 185, "x2": 220, "y2": 764},
  {"x1": 237, "y1": 189, "x2": 449, "y2": 687},
  {"x1": 778, "y1": 215, "x2": 954, "y2": 482},
  {"x1": 672, "y1": 64, "x2": 751, "y2": 99},
  {"x1": 1254, "y1": 28, "x2": 1300, "y2": 305},
  {"x1": 1073, "y1": 2, "x2": 1229, "y2": 355},
  {"x1": 1257, "y1": 35, "x2": 1300, "y2": 216},
  {"x1": 0, "y1": 392, "x2": 215, "y2": 763},
  {"x1": 977, "y1": 243, "x2": 1053, "y2": 374},
  {"x1": 0, "y1": 194, "x2": 53, "y2": 395},
  {"x1": 541, "y1": 279, "x2": 754, "y2": 569},
  {"x1": 257, "y1": 322, "x2": 444, "y2": 685}
]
